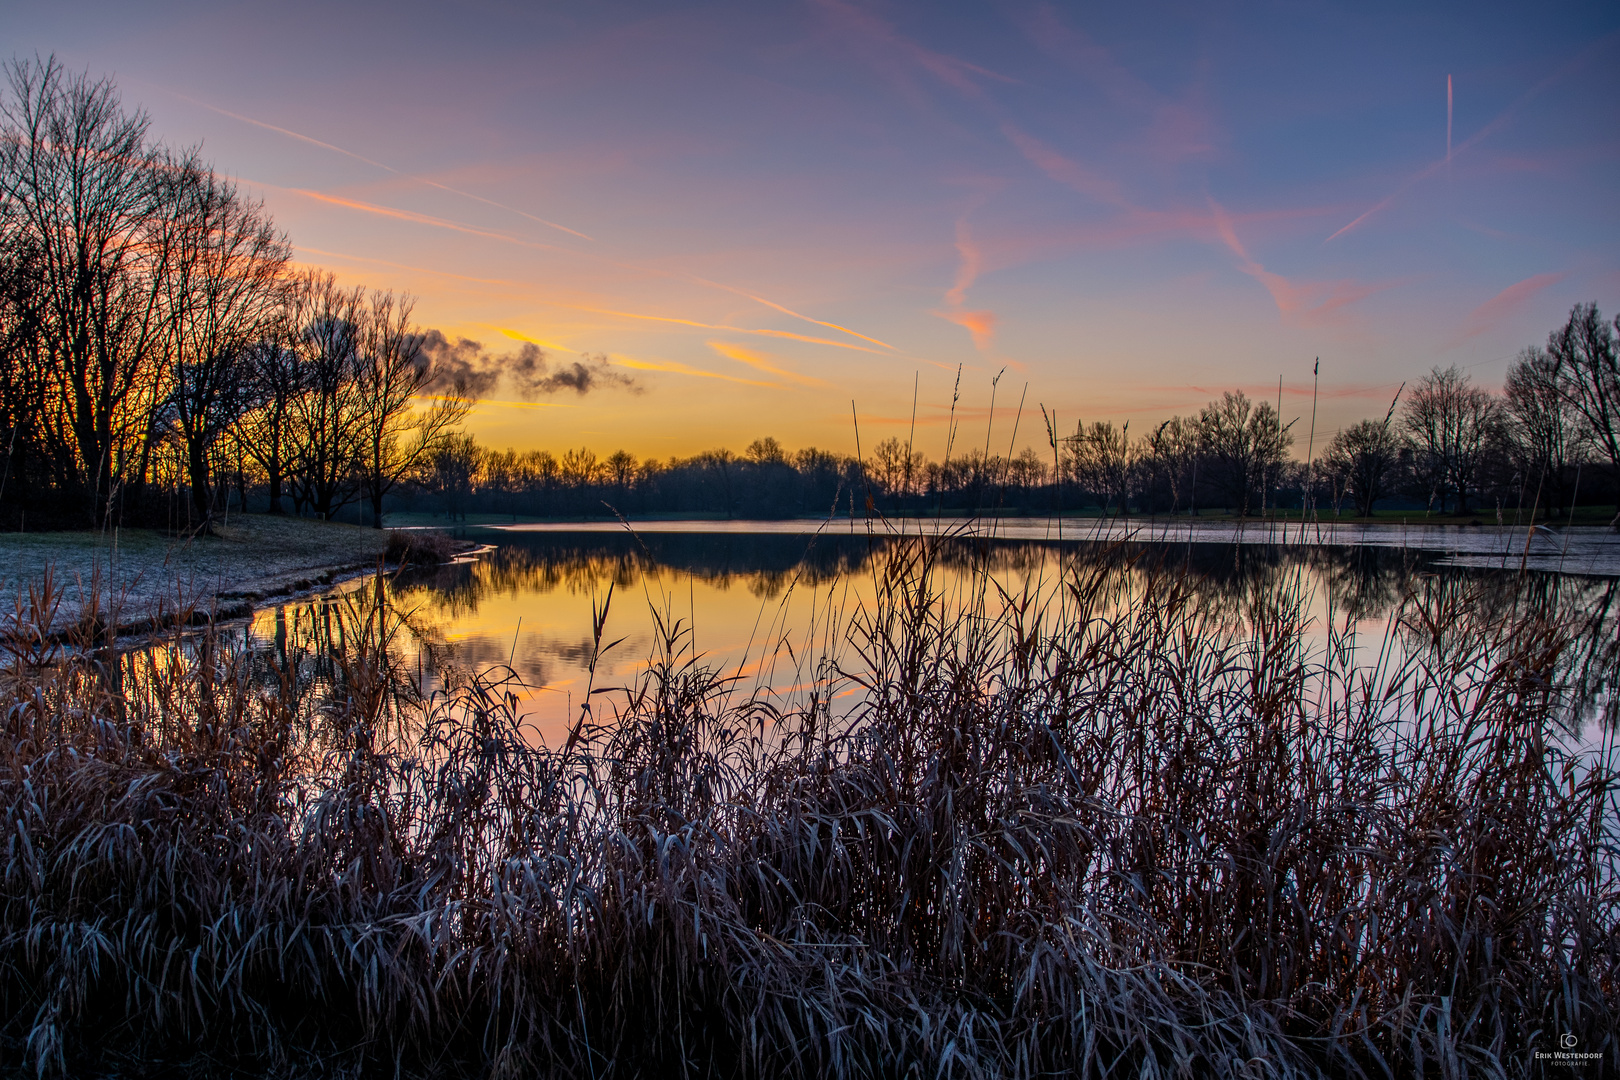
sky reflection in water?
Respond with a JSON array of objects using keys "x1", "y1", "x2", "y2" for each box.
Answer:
[{"x1": 249, "y1": 526, "x2": 1619, "y2": 746}]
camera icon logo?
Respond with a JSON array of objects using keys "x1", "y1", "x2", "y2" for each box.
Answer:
[{"x1": 1560, "y1": 1033, "x2": 1578, "y2": 1049}]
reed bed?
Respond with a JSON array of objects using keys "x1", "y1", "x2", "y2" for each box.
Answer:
[{"x1": 0, "y1": 539, "x2": 1614, "y2": 1078}]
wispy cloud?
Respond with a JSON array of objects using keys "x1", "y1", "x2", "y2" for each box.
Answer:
[
  {"x1": 1001, "y1": 123, "x2": 1128, "y2": 208},
  {"x1": 462, "y1": 398, "x2": 580, "y2": 411},
  {"x1": 999, "y1": 123, "x2": 1239, "y2": 251},
  {"x1": 945, "y1": 219, "x2": 981, "y2": 307},
  {"x1": 1326, "y1": 37, "x2": 1616, "y2": 242},
  {"x1": 169, "y1": 90, "x2": 594, "y2": 239},
  {"x1": 1211, "y1": 198, "x2": 1385, "y2": 327},
  {"x1": 934, "y1": 308, "x2": 998, "y2": 351},
  {"x1": 291, "y1": 245, "x2": 535, "y2": 289},
  {"x1": 611, "y1": 355, "x2": 778, "y2": 387},
  {"x1": 286, "y1": 188, "x2": 571, "y2": 252},
  {"x1": 295, "y1": 202, "x2": 890, "y2": 358},
  {"x1": 812, "y1": 0, "x2": 1019, "y2": 101},
  {"x1": 1017, "y1": 4, "x2": 1158, "y2": 111},
  {"x1": 498, "y1": 326, "x2": 578, "y2": 354},
  {"x1": 707, "y1": 341, "x2": 830, "y2": 386},
  {"x1": 696, "y1": 279, "x2": 897, "y2": 350},
  {"x1": 1443, "y1": 271, "x2": 1569, "y2": 348},
  {"x1": 571, "y1": 306, "x2": 895, "y2": 354}
]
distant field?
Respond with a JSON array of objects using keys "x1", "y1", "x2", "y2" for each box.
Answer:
[{"x1": 0, "y1": 515, "x2": 396, "y2": 633}]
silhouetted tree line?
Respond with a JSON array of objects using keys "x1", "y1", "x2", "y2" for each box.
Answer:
[
  {"x1": 0, "y1": 57, "x2": 470, "y2": 531},
  {"x1": 403, "y1": 390, "x2": 1297, "y2": 521},
  {"x1": 408, "y1": 335, "x2": 1619, "y2": 524}
]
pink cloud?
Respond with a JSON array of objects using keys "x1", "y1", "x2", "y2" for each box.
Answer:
[
  {"x1": 1210, "y1": 198, "x2": 1387, "y2": 328},
  {"x1": 1443, "y1": 272, "x2": 1569, "y2": 348},
  {"x1": 1138, "y1": 98, "x2": 1219, "y2": 163},
  {"x1": 934, "y1": 308, "x2": 998, "y2": 351},
  {"x1": 1014, "y1": 5, "x2": 1220, "y2": 164},
  {"x1": 1016, "y1": 4, "x2": 1158, "y2": 111},
  {"x1": 946, "y1": 219, "x2": 981, "y2": 307},
  {"x1": 1000, "y1": 123, "x2": 1129, "y2": 208},
  {"x1": 811, "y1": 0, "x2": 1017, "y2": 101},
  {"x1": 175, "y1": 91, "x2": 594, "y2": 239}
]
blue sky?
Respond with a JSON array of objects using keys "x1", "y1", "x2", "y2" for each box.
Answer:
[{"x1": 5, "y1": 0, "x2": 1617, "y2": 455}]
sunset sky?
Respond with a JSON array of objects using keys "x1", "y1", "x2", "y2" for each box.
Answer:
[{"x1": 8, "y1": 0, "x2": 1618, "y2": 459}]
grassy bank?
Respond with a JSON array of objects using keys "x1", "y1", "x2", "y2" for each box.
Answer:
[
  {"x1": 0, "y1": 515, "x2": 396, "y2": 634},
  {"x1": 0, "y1": 542, "x2": 1613, "y2": 1078}
]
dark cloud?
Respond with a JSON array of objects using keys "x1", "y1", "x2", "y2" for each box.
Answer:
[{"x1": 415, "y1": 330, "x2": 641, "y2": 399}]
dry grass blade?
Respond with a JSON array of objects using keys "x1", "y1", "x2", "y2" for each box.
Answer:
[{"x1": 0, "y1": 540, "x2": 1614, "y2": 1078}]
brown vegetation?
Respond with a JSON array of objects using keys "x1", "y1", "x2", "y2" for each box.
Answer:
[
  {"x1": 383, "y1": 528, "x2": 460, "y2": 567},
  {"x1": 0, "y1": 540, "x2": 1612, "y2": 1077}
]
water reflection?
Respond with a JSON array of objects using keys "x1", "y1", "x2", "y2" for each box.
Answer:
[{"x1": 248, "y1": 530, "x2": 1619, "y2": 742}]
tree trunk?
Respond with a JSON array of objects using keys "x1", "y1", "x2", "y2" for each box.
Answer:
[
  {"x1": 267, "y1": 461, "x2": 284, "y2": 514},
  {"x1": 186, "y1": 437, "x2": 212, "y2": 530}
]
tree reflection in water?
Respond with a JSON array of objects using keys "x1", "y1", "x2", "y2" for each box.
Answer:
[{"x1": 248, "y1": 530, "x2": 1618, "y2": 739}]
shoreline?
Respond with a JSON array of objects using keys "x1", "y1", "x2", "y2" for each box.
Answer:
[
  {"x1": 0, "y1": 515, "x2": 465, "y2": 643},
  {"x1": 4, "y1": 511, "x2": 1615, "y2": 647},
  {"x1": 480, "y1": 515, "x2": 1620, "y2": 577}
]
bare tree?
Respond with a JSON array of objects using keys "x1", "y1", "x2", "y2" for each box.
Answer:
[
  {"x1": 239, "y1": 337, "x2": 302, "y2": 515},
  {"x1": 1544, "y1": 303, "x2": 1620, "y2": 524},
  {"x1": 1007, "y1": 447, "x2": 1047, "y2": 500},
  {"x1": 352, "y1": 291, "x2": 468, "y2": 528},
  {"x1": 1197, "y1": 391, "x2": 1291, "y2": 515},
  {"x1": 745, "y1": 436, "x2": 786, "y2": 466},
  {"x1": 286, "y1": 273, "x2": 365, "y2": 519},
  {"x1": 867, "y1": 436, "x2": 926, "y2": 500},
  {"x1": 1066, "y1": 420, "x2": 1133, "y2": 515},
  {"x1": 1138, "y1": 415, "x2": 1199, "y2": 514},
  {"x1": 1401, "y1": 366, "x2": 1498, "y2": 514},
  {"x1": 1323, "y1": 419, "x2": 1403, "y2": 517},
  {"x1": 596, "y1": 449, "x2": 633, "y2": 507},
  {"x1": 0, "y1": 197, "x2": 55, "y2": 513},
  {"x1": 1504, "y1": 345, "x2": 1588, "y2": 517},
  {"x1": 156, "y1": 157, "x2": 289, "y2": 529},
  {"x1": 0, "y1": 56, "x2": 169, "y2": 524},
  {"x1": 428, "y1": 432, "x2": 481, "y2": 522}
]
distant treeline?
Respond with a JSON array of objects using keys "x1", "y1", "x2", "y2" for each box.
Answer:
[
  {"x1": 3, "y1": 58, "x2": 1619, "y2": 531},
  {"x1": 410, "y1": 348, "x2": 1619, "y2": 521}
]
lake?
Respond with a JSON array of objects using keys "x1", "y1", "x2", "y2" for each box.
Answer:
[{"x1": 249, "y1": 518, "x2": 1620, "y2": 746}]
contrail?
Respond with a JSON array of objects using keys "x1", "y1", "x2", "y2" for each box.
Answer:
[
  {"x1": 1447, "y1": 73, "x2": 1453, "y2": 163},
  {"x1": 1327, "y1": 35, "x2": 1617, "y2": 242},
  {"x1": 288, "y1": 188, "x2": 570, "y2": 252},
  {"x1": 173, "y1": 90, "x2": 903, "y2": 353},
  {"x1": 708, "y1": 341, "x2": 831, "y2": 386},
  {"x1": 577, "y1": 307, "x2": 897, "y2": 355},
  {"x1": 291, "y1": 245, "x2": 535, "y2": 289},
  {"x1": 168, "y1": 90, "x2": 594, "y2": 240},
  {"x1": 692, "y1": 277, "x2": 898, "y2": 350},
  {"x1": 611, "y1": 355, "x2": 778, "y2": 387}
]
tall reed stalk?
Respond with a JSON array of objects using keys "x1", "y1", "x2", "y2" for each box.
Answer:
[{"x1": 1, "y1": 540, "x2": 1614, "y2": 1078}]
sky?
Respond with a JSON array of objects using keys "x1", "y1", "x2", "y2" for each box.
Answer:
[{"x1": 5, "y1": 0, "x2": 1618, "y2": 460}]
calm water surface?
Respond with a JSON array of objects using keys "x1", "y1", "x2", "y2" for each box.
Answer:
[{"x1": 250, "y1": 520, "x2": 1620, "y2": 745}]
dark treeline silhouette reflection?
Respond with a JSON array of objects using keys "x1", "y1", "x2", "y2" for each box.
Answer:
[{"x1": 283, "y1": 531, "x2": 1620, "y2": 733}]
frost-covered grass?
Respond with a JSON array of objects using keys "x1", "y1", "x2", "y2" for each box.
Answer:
[{"x1": 0, "y1": 539, "x2": 1613, "y2": 1078}]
